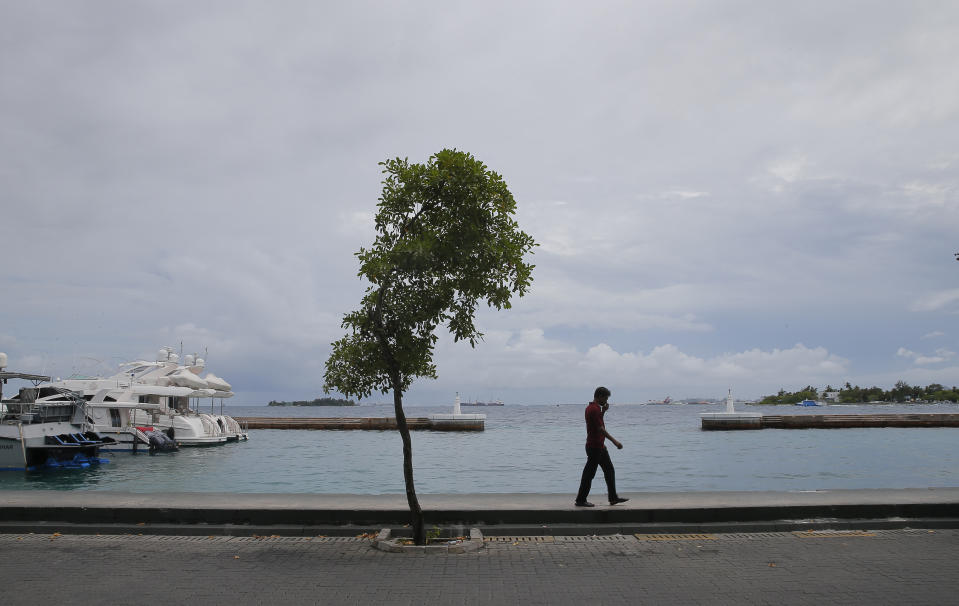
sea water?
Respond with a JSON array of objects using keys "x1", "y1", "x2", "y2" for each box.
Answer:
[{"x1": 1, "y1": 402, "x2": 957, "y2": 494}]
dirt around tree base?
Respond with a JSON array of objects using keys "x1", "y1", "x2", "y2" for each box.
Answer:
[{"x1": 372, "y1": 528, "x2": 485, "y2": 554}]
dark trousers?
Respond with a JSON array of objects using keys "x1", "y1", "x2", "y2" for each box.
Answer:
[{"x1": 576, "y1": 446, "x2": 617, "y2": 503}]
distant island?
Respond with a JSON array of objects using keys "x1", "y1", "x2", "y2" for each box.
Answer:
[
  {"x1": 759, "y1": 382, "x2": 959, "y2": 405},
  {"x1": 268, "y1": 397, "x2": 357, "y2": 406}
]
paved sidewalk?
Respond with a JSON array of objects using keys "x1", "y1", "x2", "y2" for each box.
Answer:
[{"x1": 0, "y1": 528, "x2": 956, "y2": 605}]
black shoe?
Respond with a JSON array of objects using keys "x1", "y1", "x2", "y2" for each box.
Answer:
[
  {"x1": 574, "y1": 501, "x2": 595, "y2": 507},
  {"x1": 609, "y1": 497, "x2": 629, "y2": 505}
]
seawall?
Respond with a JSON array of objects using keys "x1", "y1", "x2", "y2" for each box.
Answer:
[
  {"x1": 702, "y1": 412, "x2": 959, "y2": 430},
  {"x1": 233, "y1": 416, "x2": 484, "y2": 431},
  {"x1": 1, "y1": 488, "x2": 957, "y2": 536}
]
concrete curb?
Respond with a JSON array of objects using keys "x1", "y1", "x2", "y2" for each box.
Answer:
[
  {"x1": 1, "y1": 488, "x2": 957, "y2": 536},
  {"x1": 372, "y1": 527, "x2": 485, "y2": 554},
  {"x1": 3, "y1": 517, "x2": 958, "y2": 537}
]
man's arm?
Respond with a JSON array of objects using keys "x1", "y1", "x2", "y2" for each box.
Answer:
[
  {"x1": 590, "y1": 401, "x2": 623, "y2": 449},
  {"x1": 601, "y1": 427, "x2": 622, "y2": 449},
  {"x1": 598, "y1": 405, "x2": 622, "y2": 448}
]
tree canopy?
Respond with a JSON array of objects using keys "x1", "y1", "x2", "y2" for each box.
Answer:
[{"x1": 324, "y1": 149, "x2": 536, "y2": 398}]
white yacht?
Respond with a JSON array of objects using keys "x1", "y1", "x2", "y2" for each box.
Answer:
[
  {"x1": 46, "y1": 347, "x2": 248, "y2": 450},
  {"x1": 0, "y1": 353, "x2": 114, "y2": 471}
]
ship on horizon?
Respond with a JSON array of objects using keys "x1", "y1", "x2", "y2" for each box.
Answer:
[
  {"x1": 647, "y1": 396, "x2": 672, "y2": 405},
  {"x1": 462, "y1": 399, "x2": 504, "y2": 406}
]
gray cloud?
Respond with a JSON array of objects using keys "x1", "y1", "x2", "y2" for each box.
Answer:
[{"x1": 2, "y1": 1, "x2": 957, "y2": 403}]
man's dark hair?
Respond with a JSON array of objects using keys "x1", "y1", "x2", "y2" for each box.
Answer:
[{"x1": 594, "y1": 386, "x2": 611, "y2": 399}]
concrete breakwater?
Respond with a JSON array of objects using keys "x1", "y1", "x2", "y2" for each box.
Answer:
[
  {"x1": 233, "y1": 416, "x2": 484, "y2": 431},
  {"x1": 702, "y1": 412, "x2": 959, "y2": 430}
]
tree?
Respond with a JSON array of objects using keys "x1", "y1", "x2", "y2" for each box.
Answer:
[
  {"x1": 889, "y1": 380, "x2": 911, "y2": 402},
  {"x1": 323, "y1": 149, "x2": 536, "y2": 544},
  {"x1": 839, "y1": 383, "x2": 862, "y2": 403},
  {"x1": 759, "y1": 385, "x2": 819, "y2": 404}
]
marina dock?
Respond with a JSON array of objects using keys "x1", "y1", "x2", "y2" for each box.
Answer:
[
  {"x1": 702, "y1": 412, "x2": 959, "y2": 430},
  {"x1": 233, "y1": 416, "x2": 485, "y2": 431}
]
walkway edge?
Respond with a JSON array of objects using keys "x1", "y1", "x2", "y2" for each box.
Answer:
[{"x1": 1, "y1": 488, "x2": 957, "y2": 533}]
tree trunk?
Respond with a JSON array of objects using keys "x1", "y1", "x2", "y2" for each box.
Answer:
[{"x1": 392, "y1": 376, "x2": 425, "y2": 544}]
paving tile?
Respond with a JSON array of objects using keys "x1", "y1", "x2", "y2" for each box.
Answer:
[{"x1": 0, "y1": 530, "x2": 957, "y2": 604}]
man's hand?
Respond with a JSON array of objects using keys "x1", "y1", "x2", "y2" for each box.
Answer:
[{"x1": 613, "y1": 440, "x2": 623, "y2": 449}]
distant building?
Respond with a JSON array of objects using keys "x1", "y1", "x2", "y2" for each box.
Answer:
[{"x1": 823, "y1": 391, "x2": 840, "y2": 402}]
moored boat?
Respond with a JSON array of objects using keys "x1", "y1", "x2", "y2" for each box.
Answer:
[
  {"x1": 45, "y1": 346, "x2": 248, "y2": 449},
  {"x1": 0, "y1": 353, "x2": 113, "y2": 471}
]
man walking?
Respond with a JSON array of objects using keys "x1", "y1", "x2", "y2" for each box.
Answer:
[{"x1": 575, "y1": 386, "x2": 629, "y2": 507}]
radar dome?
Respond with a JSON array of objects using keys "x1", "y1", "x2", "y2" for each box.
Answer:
[
  {"x1": 169, "y1": 353, "x2": 180, "y2": 363},
  {"x1": 157, "y1": 349, "x2": 169, "y2": 362},
  {"x1": 195, "y1": 357, "x2": 205, "y2": 367},
  {"x1": 0, "y1": 352, "x2": 7, "y2": 370},
  {"x1": 185, "y1": 354, "x2": 195, "y2": 366}
]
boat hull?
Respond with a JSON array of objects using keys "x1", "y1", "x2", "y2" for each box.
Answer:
[
  {"x1": 0, "y1": 422, "x2": 110, "y2": 471},
  {"x1": 0, "y1": 435, "x2": 26, "y2": 470}
]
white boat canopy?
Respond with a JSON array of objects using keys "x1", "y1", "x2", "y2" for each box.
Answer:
[{"x1": 129, "y1": 385, "x2": 195, "y2": 397}]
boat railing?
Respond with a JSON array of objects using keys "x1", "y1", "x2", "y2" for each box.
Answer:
[
  {"x1": 3, "y1": 388, "x2": 86, "y2": 424},
  {"x1": 130, "y1": 426, "x2": 151, "y2": 450}
]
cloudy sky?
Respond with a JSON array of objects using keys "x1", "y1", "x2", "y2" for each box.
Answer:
[{"x1": 2, "y1": 1, "x2": 957, "y2": 405}]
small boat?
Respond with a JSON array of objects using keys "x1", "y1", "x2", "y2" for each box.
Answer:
[
  {"x1": 0, "y1": 353, "x2": 114, "y2": 471},
  {"x1": 796, "y1": 399, "x2": 823, "y2": 407}
]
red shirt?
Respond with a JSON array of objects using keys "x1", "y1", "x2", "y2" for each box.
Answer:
[{"x1": 585, "y1": 401, "x2": 606, "y2": 449}]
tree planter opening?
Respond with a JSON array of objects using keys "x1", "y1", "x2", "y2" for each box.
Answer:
[{"x1": 372, "y1": 528, "x2": 485, "y2": 554}]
